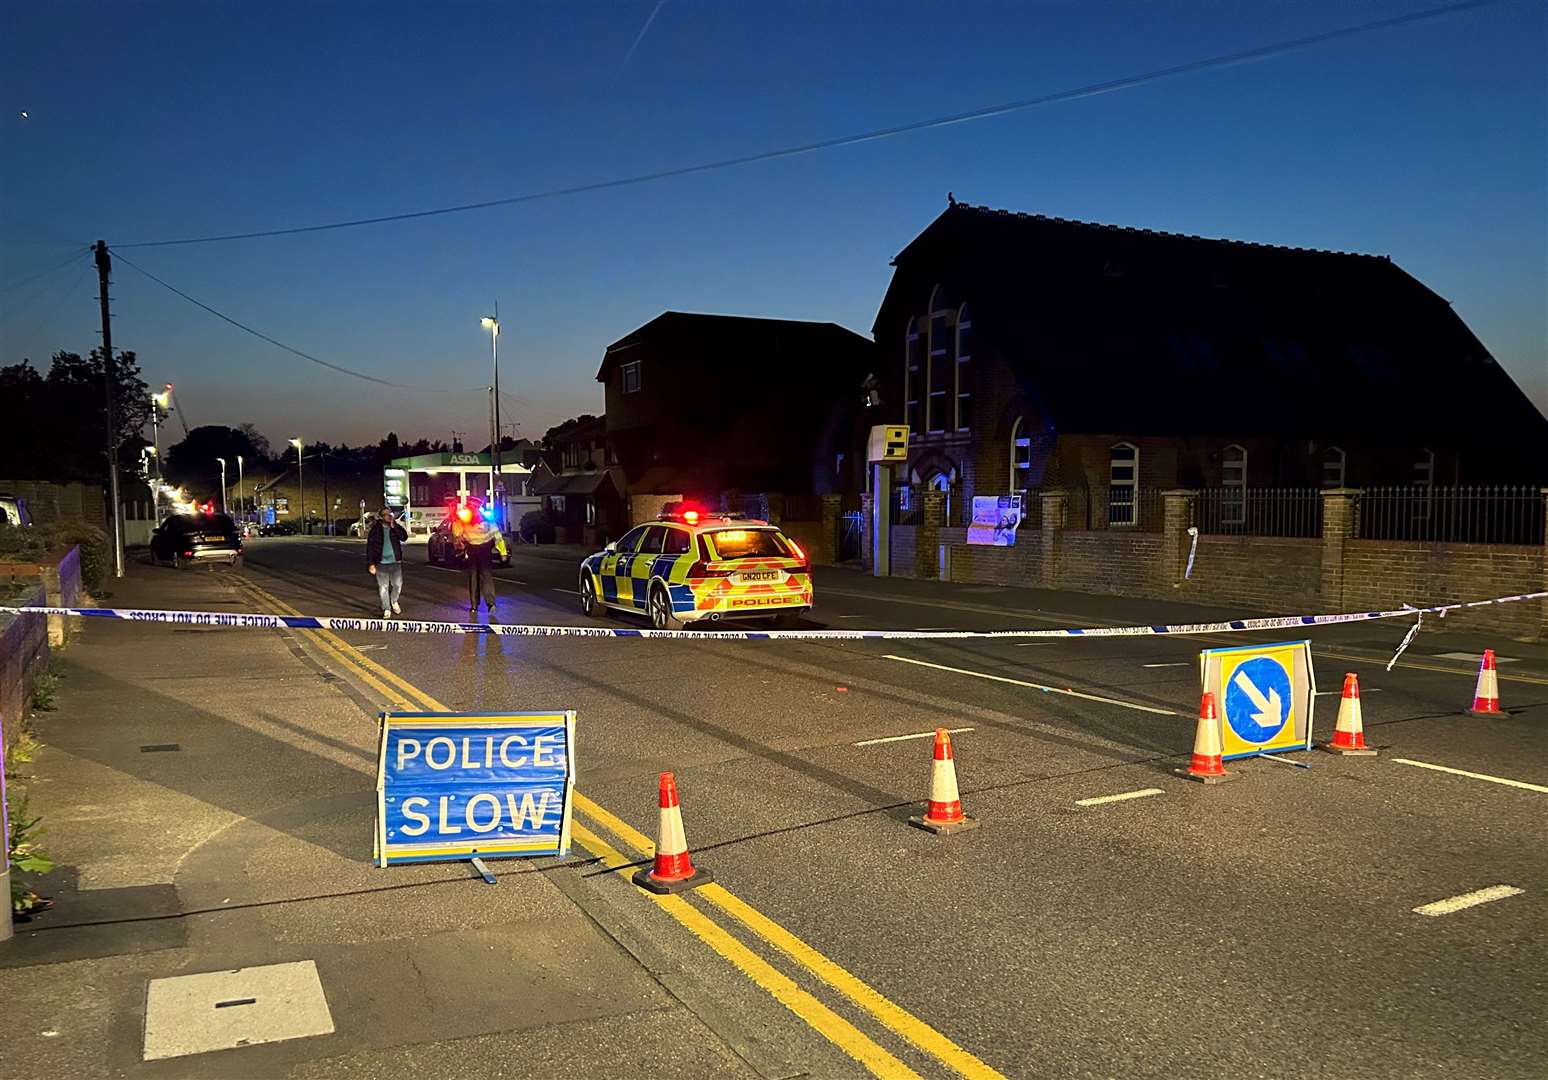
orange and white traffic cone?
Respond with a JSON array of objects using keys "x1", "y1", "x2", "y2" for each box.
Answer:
[
  {"x1": 633, "y1": 772, "x2": 713, "y2": 894},
  {"x1": 1175, "y1": 692, "x2": 1238, "y2": 784},
  {"x1": 1321, "y1": 672, "x2": 1377, "y2": 756},
  {"x1": 909, "y1": 728, "x2": 981, "y2": 834},
  {"x1": 1467, "y1": 650, "x2": 1505, "y2": 717}
]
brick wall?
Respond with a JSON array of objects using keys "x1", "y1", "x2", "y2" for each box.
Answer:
[
  {"x1": 1055, "y1": 530, "x2": 1167, "y2": 596},
  {"x1": 946, "y1": 534, "x2": 1045, "y2": 587},
  {"x1": 1338, "y1": 541, "x2": 1544, "y2": 639},
  {"x1": 891, "y1": 487, "x2": 1548, "y2": 641},
  {"x1": 0, "y1": 584, "x2": 48, "y2": 768},
  {"x1": 1182, "y1": 536, "x2": 1322, "y2": 611},
  {"x1": 891, "y1": 526, "x2": 917, "y2": 578},
  {"x1": 0, "y1": 479, "x2": 106, "y2": 526}
]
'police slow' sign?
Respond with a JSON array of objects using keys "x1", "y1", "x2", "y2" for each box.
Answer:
[{"x1": 374, "y1": 711, "x2": 575, "y2": 867}]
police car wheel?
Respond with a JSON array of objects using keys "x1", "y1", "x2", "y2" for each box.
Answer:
[
  {"x1": 649, "y1": 586, "x2": 682, "y2": 631},
  {"x1": 580, "y1": 575, "x2": 598, "y2": 617}
]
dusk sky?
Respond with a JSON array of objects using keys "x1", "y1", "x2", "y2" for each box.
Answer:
[{"x1": 3, "y1": 1, "x2": 1544, "y2": 449}]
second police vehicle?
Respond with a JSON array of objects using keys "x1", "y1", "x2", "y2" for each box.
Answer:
[{"x1": 579, "y1": 504, "x2": 811, "y2": 630}]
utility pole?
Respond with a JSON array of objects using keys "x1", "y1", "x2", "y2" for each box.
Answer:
[
  {"x1": 320, "y1": 449, "x2": 330, "y2": 535},
  {"x1": 94, "y1": 240, "x2": 125, "y2": 579}
]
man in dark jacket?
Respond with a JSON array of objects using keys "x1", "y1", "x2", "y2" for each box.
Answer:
[{"x1": 367, "y1": 507, "x2": 409, "y2": 619}]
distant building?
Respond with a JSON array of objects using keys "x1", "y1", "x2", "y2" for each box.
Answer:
[
  {"x1": 873, "y1": 202, "x2": 1548, "y2": 525},
  {"x1": 597, "y1": 312, "x2": 877, "y2": 509},
  {"x1": 533, "y1": 415, "x2": 625, "y2": 545}
]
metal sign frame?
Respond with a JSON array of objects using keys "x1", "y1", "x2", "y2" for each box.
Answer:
[
  {"x1": 374, "y1": 710, "x2": 576, "y2": 867},
  {"x1": 1199, "y1": 640, "x2": 1316, "y2": 760}
]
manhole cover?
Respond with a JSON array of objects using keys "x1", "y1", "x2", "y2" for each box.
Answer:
[{"x1": 143, "y1": 960, "x2": 334, "y2": 1060}]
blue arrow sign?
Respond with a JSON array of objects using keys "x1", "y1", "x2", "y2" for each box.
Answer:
[{"x1": 1223, "y1": 656, "x2": 1291, "y2": 744}]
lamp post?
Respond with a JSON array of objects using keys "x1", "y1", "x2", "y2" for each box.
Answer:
[
  {"x1": 289, "y1": 437, "x2": 304, "y2": 533},
  {"x1": 140, "y1": 447, "x2": 157, "y2": 515},
  {"x1": 481, "y1": 309, "x2": 501, "y2": 527},
  {"x1": 216, "y1": 457, "x2": 227, "y2": 514},
  {"x1": 150, "y1": 386, "x2": 170, "y2": 524},
  {"x1": 236, "y1": 454, "x2": 245, "y2": 522}
]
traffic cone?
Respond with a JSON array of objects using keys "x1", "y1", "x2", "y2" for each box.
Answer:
[
  {"x1": 909, "y1": 728, "x2": 981, "y2": 834},
  {"x1": 1175, "y1": 692, "x2": 1238, "y2": 784},
  {"x1": 1320, "y1": 672, "x2": 1377, "y2": 756},
  {"x1": 632, "y1": 772, "x2": 713, "y2": 894},
  {"x1": 1466, "y1": 649, "x2": 1504, "y2": 717}
]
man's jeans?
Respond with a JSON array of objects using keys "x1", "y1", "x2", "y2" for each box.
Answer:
[{"x1": 376, "y1": 563, "x2": 404, "y2": 612}]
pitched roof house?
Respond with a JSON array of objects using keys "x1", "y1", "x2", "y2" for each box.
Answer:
[{"x1": 874, "y1": 202, "x2": 1547, "y2": 523}]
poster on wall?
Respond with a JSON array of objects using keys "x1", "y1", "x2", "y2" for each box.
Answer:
[{"x1": 967, "y1": 495, "x2": 1023, "y2": 546}]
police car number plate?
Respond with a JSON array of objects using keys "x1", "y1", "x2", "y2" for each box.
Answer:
[{"x1": 738, "y1": 570, "x2": 779, "y2": 582}]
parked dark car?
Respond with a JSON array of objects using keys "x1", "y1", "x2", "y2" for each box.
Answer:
[
  {"x1": 151, "y1": 512, "x2": 243, "y2": 568},
  {"x1": 258, "y1": 521, "x2": 297, "y2": 537},
  {"x1": 427, "y1": 519, "x2": 509, "y2": 568}
]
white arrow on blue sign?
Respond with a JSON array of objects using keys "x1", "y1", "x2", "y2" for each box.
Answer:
[{"x1": 1223, "y1": 657, "x2": 1291, "y2": 743}]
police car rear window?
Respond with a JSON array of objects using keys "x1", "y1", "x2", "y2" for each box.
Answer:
[{"x1": 704, "y1": 529, "x2": 790, "y2": 560}]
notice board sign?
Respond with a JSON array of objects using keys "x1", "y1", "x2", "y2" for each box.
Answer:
[
  {"x1": 1198, "y1": 641, "x2": 1315, "y2": 760},
  {"x1": 966, "y1": 495, "x2": 1023, "y2": 546},
  {"x1": 375, "y1": 711, "x2": 575, "y2": 867}
]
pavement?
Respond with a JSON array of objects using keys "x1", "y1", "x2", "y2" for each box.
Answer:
[{"x1": 2, "y1": 536, "x2": 1545, "y2": 1079}]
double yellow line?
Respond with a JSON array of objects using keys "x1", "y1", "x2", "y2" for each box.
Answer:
[{"x1": 234, "y1": 578, "x2": 1004, "y2": 1080}]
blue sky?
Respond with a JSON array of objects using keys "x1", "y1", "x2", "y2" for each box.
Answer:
[{"x1": 3, "y1": 1, "x2": 1543, "y2": 447}]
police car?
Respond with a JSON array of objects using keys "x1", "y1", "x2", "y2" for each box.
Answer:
[{"x1": 579, "y1": 505, "x2": 811, "y2": 630}]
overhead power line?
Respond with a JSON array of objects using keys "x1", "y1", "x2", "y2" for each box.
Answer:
[
  {"x1": 115, "y1": 0, "x2": 1498, "y2": 250},
  {"x1": 0, "y1": 247, "x2": 91, "y2": 296},
  {"x1": 110, "y1": 249, "x2": 485, "y2": 393}
]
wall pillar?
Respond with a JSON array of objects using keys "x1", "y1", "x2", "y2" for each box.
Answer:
[
  {"x1": 1540, "y1": 488, "x2": 1548, "y2": 639},
  {"x1": 820, "y1": 495, "x2": 841, "y2": 566},
  {"x1": 1040, "y1": 489, "x2": 1068, "y2": 588},
  {"x1": 860, "y1": 492, "x2": 874, "y2": 570},
  {"x1": 1161, "y1": 489, "x2": 1198, "y2": 588},
  {"x1": 918, "y1": 491, "x2": 945, "y2": 579},
  {"x1": 1320, "y1": 488, "x2": 1360, "y2": 607}
]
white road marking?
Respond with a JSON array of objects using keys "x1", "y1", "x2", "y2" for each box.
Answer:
[
  {"x1": 914, "y1": 626, "x2": 954, "y2": 631},
  {"x1": 1013, "y1": 641, "x2": 1052, "y2": 647},
  {"x1": 1142, "y1": 662, "x2": 1188, "y2": 668},
  {"x1": 1412, "y1": 885, "x2": 1524, "y2": 917},
  {"x1": 837, "y1": 614, "x2": 865, "y2": 619},
  {"x1": 882, "y1": 655, "x2": 1178, "y2": 715},
  {"x1": 552, "y1": 588, "x2": 578, "y2": 595},
  {"x1": 853, "y1": 727, "x2": 974, "y2": 747},
  {"x1": 1074, "y1": 787, "x2": 1163, "y2": 807},
  {"x1": 1315, "y1": 687, "x2": 1382, "y2": 696},
  {"x1": 1391, "y1": 758, "x2": 1548, "y2": 794},
  {"x1": 1433, "y1": 651, "x2": 1518, "y2": 663}
]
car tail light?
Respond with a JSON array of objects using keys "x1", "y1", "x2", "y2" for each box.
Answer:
[
  {"x1": 686, "y1": 561, "x2": 733, "y2": 578},
  {"x1": 786, "y1": 539, "x2": 806, "y2": 562}
]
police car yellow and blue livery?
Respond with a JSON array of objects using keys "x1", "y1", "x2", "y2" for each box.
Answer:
[{"x1": 579, "y1": 506, "x2": 812, "y2": 630}]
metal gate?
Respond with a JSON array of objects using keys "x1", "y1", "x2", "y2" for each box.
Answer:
[{"x1": 838, "y1": 510, "x2": 863, "y2": 562}]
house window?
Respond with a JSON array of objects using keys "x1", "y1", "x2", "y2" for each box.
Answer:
[
  {"x1": 955, "y1": 305, "x2": 972, "y2": 432},
  {"x1": 550, "y1": 495, "x2": 566, "y2": 515},
  {"x1": 1322, "y1": 446, "x2": 1346, "y2": 488},
  {"x1": 1010, "y1": 417, "x2": 1032, "y2": 493},
  {"x1": 1109, "y1": 442, "x2": 1138, "y2": 526},
  {"x1": 1222, "y1": 444, "x2": 1247, "y2": 526},
  {"x1": 621, "y1": 360, "x2": 642, "y2": 394},
  {"x1": 1413, "y1": 448, "x2": 1435, "y2": 521},
  {"x1": 904, "y1": 319, "x2": 923, "y2": 438},
  {"x1": 927, "y1": 288, "x2": 951, "y2": 433}
]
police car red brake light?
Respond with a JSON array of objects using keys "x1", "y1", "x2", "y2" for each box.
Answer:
[{"x1": 786, "y1": 539, "x2": 806, "y2": 562}]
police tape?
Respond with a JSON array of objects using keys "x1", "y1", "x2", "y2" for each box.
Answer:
[{"x1": 2, "y1": 590, "x2": 1544, "y2": 641}]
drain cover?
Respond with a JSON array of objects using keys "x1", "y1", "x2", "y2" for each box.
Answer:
[{"x1": 143, "y1": 960, "x2": 334, "y2": 1060}]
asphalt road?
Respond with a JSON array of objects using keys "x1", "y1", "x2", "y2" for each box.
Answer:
[
  {"x1": 209, "y1": 535, "x2": 1547, "y2": 1079},
  {"x1": 14, "y1": 536, "x2": 1541, "y2": 1079}
]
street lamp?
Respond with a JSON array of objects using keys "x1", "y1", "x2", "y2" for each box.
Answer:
[
  {"x1": 481, "y1": 310, "x2": 502, "y2": 527},
  {"x1": 289, "y1": 437, "x2": 304, "y2": 533},
  {"x1": 140, "y1": 447, "x2": 158, "y2": 515},
  {"x1": 236, "y1": 454, "x2": 245, "y2": 522},
  {"x1": 149, "y1": 386, "x2": 170, "y2": 525},
  {"x1": 216, "y1": 457, "x2": 227, "y2": 514}
]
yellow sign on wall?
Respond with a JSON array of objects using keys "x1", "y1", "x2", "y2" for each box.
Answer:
[{"x1": 1200, "y1": 641, "x2": 1315, "y2": 760}]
